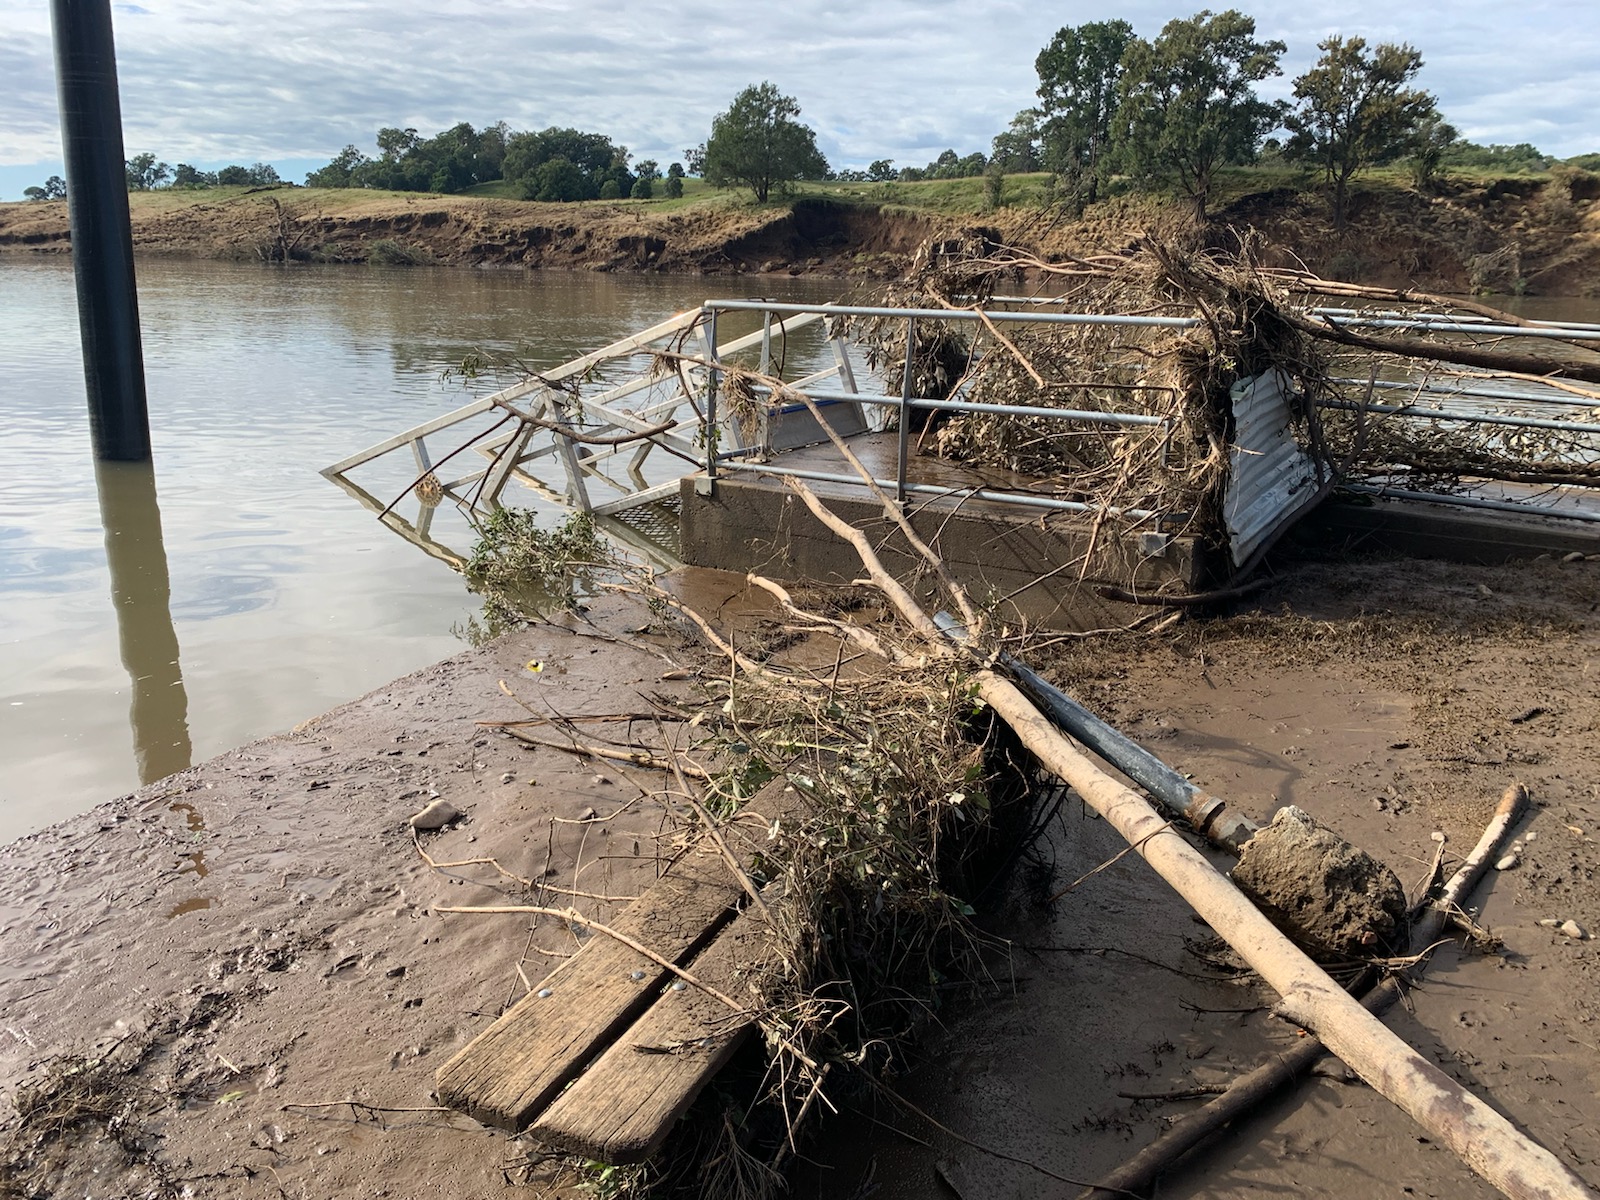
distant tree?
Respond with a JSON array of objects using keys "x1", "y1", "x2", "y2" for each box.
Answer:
[
  {"x1": 502, "y1": 126, "x2": 629, "y2": 200},
  {"x1": 1284, "y1": 36, "x2": 1441, "y2": 227},
  {"x1": 1407, "y1": 114, "x2": 1458, "y2": 191},
  {"x1": 125, "y1": 152, "x2": 170, "y2": 191},
  {"x1": 305, "y1": 145, "x2": 370, "y2": 188},
  {"x1": 27, "y1": 175, "x2": 68, "y2": 201},
  {"x1": 630, "y1": 178, "x2": 653, "y2": 199},
  {"x1": 524, "y1": 156, "x2": 590, "y2": 202},
  {"x1": 1440, "y1": 141, "x2": 1552, "y2": 172},
  {"x1": 990, "y1": 114, "x2": 1041, "y2": 175},
  {"x1": 667, "y1": 161, "x2": 685, "y2": 180},
  {"x1": 682, "y1": 147, "x2": 706, "y2": 176},
  {"x1": 982, "y1": 159, "x2": 1006, "y2": 210},
  {"x1": 700, "y1": 82, "x2": 828, "y2": 202},
  {"x1": 664, "y1": 163, "x2": 685, "y2": 199},
  {"x1": 1113, "y1": 10, "x2": 1286, "y2": 221},
  {"x1": 1034, "y1": 19, "x2": 1135, "y2": 205},
  {"x1": 867, "y1": 158, "x2": 895, "y2": 182},
  {"x1": 598, "y1": 178, "x2": 622, "y2": 200},
  {"x1": 171, "y1": 163, "x2": 218, "y2": 188},
  {"x1": 635, "y1": 159, "x2": 661, "y2": 183},
  {"x1": 216, "y1": 162, "x2": 280, "y2": 188}
]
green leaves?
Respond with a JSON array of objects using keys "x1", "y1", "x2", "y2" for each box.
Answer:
[
  {"x1": 1113, "y1": 9, "x2": 1287, "y2": 221},
  {"x1": 701, "y1": 82, "x2": 829, "y2": 203},
  {"x1": 1283, "y1": 36, "x2": 1441, "y2": 226}
]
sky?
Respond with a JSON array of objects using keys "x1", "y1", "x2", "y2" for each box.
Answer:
[{"x1": 1, "y1": 0, "x2": 1596, "y2": 199}]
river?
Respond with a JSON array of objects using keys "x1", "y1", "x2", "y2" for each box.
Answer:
[{"x1": 0, "y1": 258, "x2": 841, "y2": 840}]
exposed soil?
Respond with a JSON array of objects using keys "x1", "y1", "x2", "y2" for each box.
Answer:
[
  {"x1": 1, "y1": 551, "x2": 1597, "y2": 1199},
  {"x1": 2, "y1": 173, "x2": 1598, "y2": 294}
]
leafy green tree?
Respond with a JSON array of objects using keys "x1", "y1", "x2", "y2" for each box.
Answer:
[
  {"x1": 599, "y1": 178, "x2": 622, "y2": 200},
  {"x1": 125, "y1": 152, "x2": 170, "y2": 191},
  {"x1": 634, "y1": 159, "x2": 661, "y2": 184},
  {"x1": 27, "y1": 175, "x2": 68, "y2": 200},
  {"x1": 524, "y1": 156, "x2": 590, "y2": 202},
  {"x1": 305, "y1": 145, "x2": 370, "y2": 188},
  {"x1": 1034, "y1": 19, "x2": 1135, "y2": 205},
  {"x1": 867, "y1": 158, "x2": 896, "y2": 182},
  {"x1": 700, "y1": 82, "x2": 828, "y2": 202},
  {"x1": 664, "y1": 163, "x2": 685, "y2": 199},
  {"x1": 172, "y1": 163, "x2": 218, "y2": 188},
  {"x1": 990, "y1": 114, "x2": 1040, "y2": 175},
  {"x1": 216, "y1": 162, "x2": 280, "y2": 187},
  {"x1": 1407, "y1": 114, "x2": 1457, "y2": 191},
  {"x1": 1284, "y1": 36, "x2": 1441, "y2": 227},
  {"x1": 1113, "y1": 9, "x2": 1286, "y2": 221}
]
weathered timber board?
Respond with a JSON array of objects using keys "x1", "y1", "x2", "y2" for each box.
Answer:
[
  {"x1": 435, "y1": 778, "x2": 799, "y2": 1131},
  {"x1": 529, "y1": 896, "x2": 784, "y2": 1163}
]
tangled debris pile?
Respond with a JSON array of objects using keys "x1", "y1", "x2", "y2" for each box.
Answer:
[{"x1": 844, "y1": 231, "x2": 1600, "y2": 579}]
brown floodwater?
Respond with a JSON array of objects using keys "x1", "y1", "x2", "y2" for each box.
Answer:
[{"x1": 0, "y1": 258, "x2": 842, "y2": 840}]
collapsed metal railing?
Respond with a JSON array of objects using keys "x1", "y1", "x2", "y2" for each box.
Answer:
[{"x1": 322, "y1": 297, "x2": 1600, "y2": 574}]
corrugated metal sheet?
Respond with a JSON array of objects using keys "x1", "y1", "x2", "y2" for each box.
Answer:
[{"x1": 1224, "y1": 370, "x2": 1322, "y2": 567}]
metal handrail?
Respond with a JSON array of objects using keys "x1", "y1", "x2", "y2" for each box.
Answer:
[{"x1": 698, "y1": 299, "x2": 1179, "y2": 517}]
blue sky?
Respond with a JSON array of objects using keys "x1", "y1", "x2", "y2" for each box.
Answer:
[{"x1": 2, "y1": 0, "x2": 1595, "y2": 199}]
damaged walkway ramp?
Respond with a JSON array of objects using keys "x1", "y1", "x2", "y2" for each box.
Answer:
[{"x1": 435, "y1": 779, "x2": 798, "y2": 1162}]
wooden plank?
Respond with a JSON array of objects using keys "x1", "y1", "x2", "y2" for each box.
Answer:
[
  {"x1": 529, "y1": 898, "x2": 783, "y2": 1163},
  {"x1": 435, "y1": 780, "x2": 799, "y2": 1131}
]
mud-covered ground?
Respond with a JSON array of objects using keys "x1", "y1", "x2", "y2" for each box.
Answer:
[{"x1": 1, "y1": 552, "x2": 1597, "y2": 1199}]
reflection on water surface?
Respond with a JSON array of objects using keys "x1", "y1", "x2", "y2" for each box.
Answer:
[{"x1": 0, "y1": 257, "x2": 840, "y2": 839}]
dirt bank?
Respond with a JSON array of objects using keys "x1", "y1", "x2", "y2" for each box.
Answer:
[
  {"x1": 3, "y1": 173, "x2": 1598, "y2": 293},
  {"x1": 2, "y1": 548, "x2": 1597, "y2": 1198}
]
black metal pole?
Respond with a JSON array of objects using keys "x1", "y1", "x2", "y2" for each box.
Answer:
[{"x1": 51, "y1": 0, "x2": 150, "y2": 461}]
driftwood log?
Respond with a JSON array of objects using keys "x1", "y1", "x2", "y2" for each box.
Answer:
[
  {"x1": 786, "y1": 475, "x2": 1593, "y2": 1200},
  {"x1": 1080, "y1": 783, "x2": 1531, "y2": 1200}
]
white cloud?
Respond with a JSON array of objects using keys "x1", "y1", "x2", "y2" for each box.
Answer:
[{"x1": 2, "y1": 0, "x2": 1596, "y2": 186}]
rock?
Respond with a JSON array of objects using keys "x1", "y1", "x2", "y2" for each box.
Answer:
[
  {"x1": 499, "y1": 772, "x2": 515, "y2": 784},
  {"x1": 1538, "y1": 918, "x2": 1561, "y2": 928},
  {"x1": 1230, "y1": 806, "x2": 1408, "y2": 959},
  {"x1": 577, "y1": 806, "x2": 597, "y2": 821},
  {"x1": 1562, "y1": 551, "x2": 1586, "y2": 563},
  {"x1": 1559, "y1": 920, "x2": 1589, "y2": 940},
  {"x1": 408, "y1": 799, "x2": 462, "y2": 832},
  {"x1": 1495, "y1": 853, "x2": 1520, "y2": 871}
]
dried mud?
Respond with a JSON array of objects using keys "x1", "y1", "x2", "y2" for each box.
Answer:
[{"x1": 1, "y1": 553, "x2": 1598, "y2": 1199}]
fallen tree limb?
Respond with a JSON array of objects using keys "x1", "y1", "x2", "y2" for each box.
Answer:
[
  {"x1": 1284, "y1": 312, "x2": 1600, "y2": 385},
  {"x1": 1079, "y1": 782, "x2": 1531, "y2": 1200}
]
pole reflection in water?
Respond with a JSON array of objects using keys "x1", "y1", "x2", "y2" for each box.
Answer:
[{"x1": 95, "y1": 460, "x2": 193, "y2": 783}]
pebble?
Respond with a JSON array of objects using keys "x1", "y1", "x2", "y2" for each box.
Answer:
[
  {"x1": 1430, "y1": 830, "x2": 1446, "y2": 843},
  {"x1": 408, "y1": 798, "x2": 462, "y2": 832},
  {"x1": 1559, "y1": 920, "x2": 1589, "y2": 940},
  {"x1": 578, "y1": 806, "x2": 597, "y2": 821},
  {"x1": 1495, "y1": 852, "x2": 1520, "y2": 871},
  {"x1": 1562, "y1": 551, "x2": 1586, "y2": 563},
  {"x1": 499, "y1": 772, "x2": 515, "y2": 784},
  {"x1": 1525, "y1": 831, "x2": 1538, "y2": 843},
  {"x1": 536, "y1": 988, "x2": 554, "y2": 999}
]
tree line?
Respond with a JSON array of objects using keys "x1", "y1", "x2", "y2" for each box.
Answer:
[{"x1": 18, "y1": 10, "x2": 1597, "y2": 218}]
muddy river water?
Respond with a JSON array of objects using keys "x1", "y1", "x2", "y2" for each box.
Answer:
[{"x1": 0, "y1": 258, "x2": 840, "y2": 839}]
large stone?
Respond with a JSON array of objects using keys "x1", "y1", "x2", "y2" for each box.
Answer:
[{"x1": 1230, "y1": 805, "x2": 1407, "y2": 959}]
